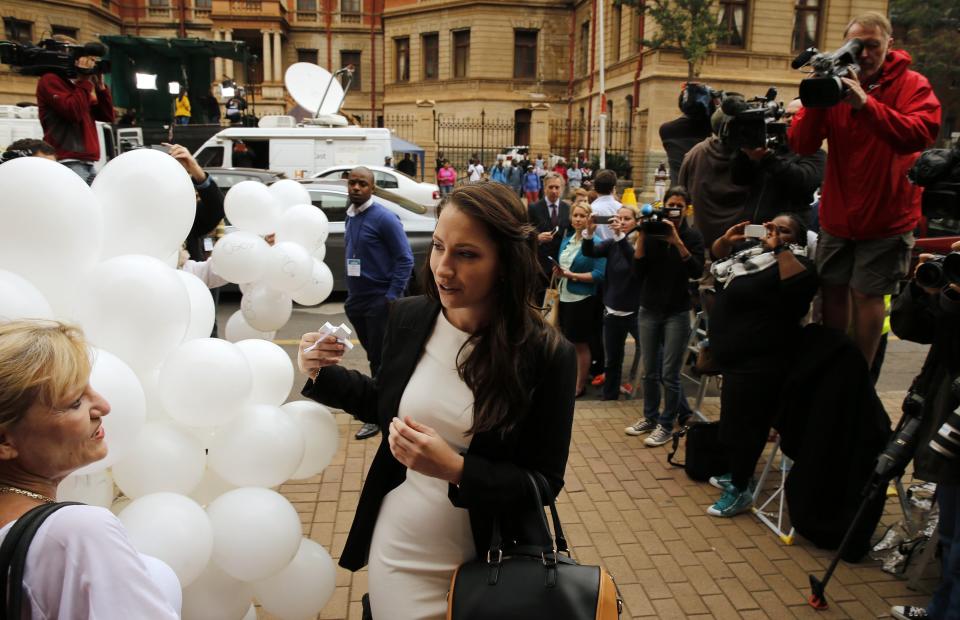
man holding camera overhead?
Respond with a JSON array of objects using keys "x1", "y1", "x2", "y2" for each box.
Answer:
[
  {"x1": 35, "y1": 37, "x2": 114, "y2": 184},
  {"x1": 789, "y1": 12, "x2": 940, "y2": 367}
]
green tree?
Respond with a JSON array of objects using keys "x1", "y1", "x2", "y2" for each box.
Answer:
[
  {"x1": 615, "y1": 0, "x2": 730, "y2": 80},
  {"x1": 890, "y1": 0, "x2": 960, "y2": 141}
]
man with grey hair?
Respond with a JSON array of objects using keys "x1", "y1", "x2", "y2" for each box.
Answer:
[
  {"x1": 790, "y1": 11, "x2": 941, "y2": 368},
  {"x1": 529, "y1": 172, "x2": 571, "y2": 295}
]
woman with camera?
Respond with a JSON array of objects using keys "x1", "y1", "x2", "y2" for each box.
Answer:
[
  {"x1": 582, "y1": 205, "x2": 644, "y2": 401},
  {"x1": 298, "y1": 182, "x2": 576, "y2": 620},
  {"x1": 705, "y1": 214, "x2": 818, "y2": 517},
  {"x1": 0, "y1": 321, "x2": 181, "y2": 618},
  {"x1": 888, "y1": 241, "x2": 960, "y2": 620},
  {"x1": 627, "y1": 187, "x2": 705, "y2": 445},
  {"x1": 553, "y1": 202, "x2": 606, "y2": 397}
]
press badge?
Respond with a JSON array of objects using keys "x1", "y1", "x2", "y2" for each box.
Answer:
[{"x1": 347, "y1": 259, "x2": 362, "y2": 277}]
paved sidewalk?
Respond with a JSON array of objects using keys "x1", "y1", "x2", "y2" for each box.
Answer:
[{"x1": 268, "y1": 392, "x2": 937, "y2": 620}]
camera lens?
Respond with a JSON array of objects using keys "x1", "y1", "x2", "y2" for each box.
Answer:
[
  {"x1": 943, "y1": 252, "x2": 960, "y2": 286},
  {"x1": 916, "y1": 259, "x2": 946, "y2": 289},
  {"x1": 930, "y1": 410, "x2": 960, "y2": 460}
]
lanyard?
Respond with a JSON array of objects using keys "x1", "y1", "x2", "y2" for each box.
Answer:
[{"x1": 347, "y1": 206, "x2": 370, "y2": 259}]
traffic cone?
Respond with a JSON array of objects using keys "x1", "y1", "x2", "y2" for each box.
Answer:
[{"x1": 620, "y1": 187, "x2": 638, "y2": 207}]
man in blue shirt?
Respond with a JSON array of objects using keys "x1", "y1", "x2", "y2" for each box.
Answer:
[{"x1": 345, "y1": 166, "x2": 415, "y2": 439}]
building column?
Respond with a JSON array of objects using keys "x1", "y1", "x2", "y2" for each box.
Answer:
[
  {"x1": 224, "y1": 30, "x2": 234, "y2": 80},
  {"x1": 213, "y1": 30, "x2": 223, "y2": 80},
  {"x1": 273, "y1": 31, "x2": 282, "y2": 84},
  {"x1": 529, "y1": 102, "x2": 552, "y2": 162},
  {"x1": 262, "y1": 30, "x2": 273, "y2": 83}
]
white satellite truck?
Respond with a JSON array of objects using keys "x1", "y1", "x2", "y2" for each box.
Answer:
[{"x1": 192, "y1": 63, "x2": 392, "y2": 178}]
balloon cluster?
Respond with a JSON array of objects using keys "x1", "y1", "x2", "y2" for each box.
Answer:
[
  {"x1": 213, "y1": 179, "x2": 334, "y2": 341},
  {"x1": 0, "y1": 153, "x2": 338, "y2": 620}
]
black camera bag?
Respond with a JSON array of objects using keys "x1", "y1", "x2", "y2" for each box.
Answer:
[{"x1": 667, "y1": 421, "x2": 729, "y2": 482}]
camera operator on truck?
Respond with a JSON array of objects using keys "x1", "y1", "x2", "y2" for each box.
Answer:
[
  {"x1": 888, "y1": 241, "x2": 960, "y2": 620},
  {"x1": 35, "y1": 37, "x2": 114, "y2": 184},
  {"x1": 731, "y1": 98, "x2": 825, "y2": 226},
  {"x1": 788, "y1": 12, "x2": 940, "y2": 368}
]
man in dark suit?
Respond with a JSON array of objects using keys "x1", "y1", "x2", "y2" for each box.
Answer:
[{"x1": 528, "y1": 172, "x2": 571, "y2": 300}]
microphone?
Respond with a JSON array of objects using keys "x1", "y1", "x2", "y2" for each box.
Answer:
[{"x1": 791, "y1": 48, "x2": 817, "y2": 70}]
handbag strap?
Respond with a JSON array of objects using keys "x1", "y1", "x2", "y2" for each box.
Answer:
[
  {"x1": 487, "y1": 471, "x2": 569, "y2": 563},
  {"x1": 666, "y1": 426, "x2": 688, "y2": 468},
  {"x1": 0, "y1": 502, "x2": 81, "y2": 620}
]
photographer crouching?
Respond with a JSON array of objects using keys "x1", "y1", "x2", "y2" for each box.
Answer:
[
  {"x1": 888, "y1": 243, "x2": 960, "y2": 620},
  {"x1": 34, "y1": 37, "x2": 114, "y2": 184},
  {"x1": 704, "y1": 215, "x2": 818, "y2": 516}
]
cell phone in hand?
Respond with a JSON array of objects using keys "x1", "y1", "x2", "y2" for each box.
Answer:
[
  {"x1": 593, "y1": 215, "x2": 613, "y2": 224},
  {"x1": 547, "y1": 256, "x2": 559, "y2": 267},
  {"x1": 744, "y1": 224, "x2": 766, "y2": 238}
]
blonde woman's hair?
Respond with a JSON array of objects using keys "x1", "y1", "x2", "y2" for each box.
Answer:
[
  {"x1": 570, "y1": 203, "x2": 591, "y2": 218},
  {"x1": 0, "y1": 321, "x2": 90, "y2": 429}
]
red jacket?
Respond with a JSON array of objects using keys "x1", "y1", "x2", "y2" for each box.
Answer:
[
  {"x1": 36, "y1": 73, "x2": 115, "y2": 162},
  {"x1": 788, "y1": 49, "x2": 941, "y2": 240}
]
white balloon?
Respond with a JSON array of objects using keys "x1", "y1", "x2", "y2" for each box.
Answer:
[
  {"x1": 282, "y1": 401, "x2": 339, "y2": 480},
  {"x1": 207, "y1": 488, "x2": 302, "y2": 582},
  {"x1": 225, "y1": 181, "x2": 281, "y2": 235},
  {"x1": 268, "y1": 179, "x2": 312, "y2": 211},
  {"x1": 210, "y1": 231, "x2": 270, "y2": 284},
  {"x1": 57, "y1": 471, "x2": 114, "y2": 507},
  {"x1": 190, "y1": 468, "x2": 237, "y2": 507},
  {"x1": 311, "y1": 243, "x2": 327, "y2": 264},
  {"x1": 73, "y1": 348, "x2": 146, "y2": 475},
  {"x1": 240, "y1": 284, "x2": 292, "y2": 332},
  {"x1": 275, "y1": 204, "x2": 329, "y2": 250},
  {"x1": 176, "y1": 271, "x2": 216, "y2": 341},
  {"x1": 208, "y1": 405, "x2": 305, "y2": 488},
  {"x1": 252, "y1": 538, "x2": 336, "y2": 619},
  {"x1": 119, "y1": 492, "x2": 213, "y2": 587},
  {"x1": 224, "y1": 310, "x2": 276, "y2": 343},
  {"x1": 263, "y1": 242, "x2": 313, "y2": 293},
  {"x1": 138, "y1": 368, "x2": 175, "y2": 423},
  {"x1": 181, "y1": 561, "x2": 254, "y2": 620},
  {"x1": 0, "y1": 157, "x2": 102, "y2": 312},
  {"x1": 0, "y1": 269, "x2": 53, "y2": 321},
  {"x1": 93, "y1": 149, "x2": 196, "y2": 260},
  {"x1": 291, "y1": 259, "x2": 334, "y2": 307},
  {"x1": 159, "y1": 338, "x2": 252, "y2": 428},
  {"x1": 112, "y1": 421, "x2": 206, "y2": 498},
  {"x1": 235, "y1": 339, "x2": 294, "y2": 406},
  {"x1": 73, "y1": 255, "x2": 190, "y2": 373}
]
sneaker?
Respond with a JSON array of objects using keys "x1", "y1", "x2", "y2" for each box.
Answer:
[
  {"x1": 709, "y1": 473, "x2": 733, "y2": 490},
  {"x1": 355, "y1": 423, "x2": 380, "y2": 440},
  {"x1": 706, "y1": 487, "x2": 753, "y2": 517},
  {"x1": 644, "y1": 425, "x2": 673, "y2": 447},
  {"x1": 891, "y1": 606, "x2": 929, "y2": 620},
  {"x1": 624, "y1": 419, "x2": 658, "y2": 436},
  {"x1": 591, "y1": 373, "x2": 606, "y2": 387},
  {"x1": 620, "y1": 382, "x2": 634, "y2": 395}
]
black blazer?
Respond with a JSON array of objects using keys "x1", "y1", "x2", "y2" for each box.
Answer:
[
  {"x1": 528, "y1": 199, "x2": 571, "y2": 277},
  {"x1": 302, "y1": 295, "x2": 577, "y2": 571}
]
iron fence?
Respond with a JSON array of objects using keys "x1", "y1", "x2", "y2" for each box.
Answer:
[
  {"x1": 434, "y1": 111, "x2": 516, "y2": 175},
  {"x1": 382, "y1": 114, "x2": 417, "y2": 143},
  {"x1": 549, "y1": 118, "x2": 633, "y2": 163}
]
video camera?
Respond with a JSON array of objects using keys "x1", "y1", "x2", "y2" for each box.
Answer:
[
  {"x1": 791, "y1": 38, "x2": 863, "y2": 107},
  {"x1": 679, "y1": 82, "x2": 722, "y2": 119},
  {"x1": 639, "y1": 203, "x2": 683, "y2": 238},
  {"x1": 718, "y1": 88, "x2": 787, "y2": 150},
  {"x1": 916, "y1": 252, "x2": 960, "y2": 290},
  {"x1": 909, "y1": 140, "x2": 960, "y2": 221},
  {"x1": 0, "y1": 38, "x2": 110, "y2": 78}
]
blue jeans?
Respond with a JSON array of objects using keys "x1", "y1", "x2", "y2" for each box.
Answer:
[
  {"x1": 61, "y1": 160, "x2": 96, "y2": 185},
  {"x1": 176, "y1": 116, "x2": 190, "y2": 125},
  {"x1": 638, "y1": 307, "x2": 691, "y2": 429},
  {"x1": 929, "y1": 484, "x2": 960, "y2": 620},
  {"x1": 602, "y1": 312, "x2": 639, "y2": 400}
]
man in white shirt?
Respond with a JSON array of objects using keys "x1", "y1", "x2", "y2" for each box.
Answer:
[
  {"x1": 467, "y1": 158, "x2": 485, "y2": 182},
  {"x1": 590, "y1": 169, "x2": 622, "y2": 241}
]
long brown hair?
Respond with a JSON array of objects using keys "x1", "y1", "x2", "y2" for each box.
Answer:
[{"x1": 423, "y1": 182, "x2": 564, "y2": 436}]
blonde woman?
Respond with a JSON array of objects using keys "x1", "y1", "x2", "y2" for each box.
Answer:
[
  {"x1": 553, "y1": 203, "x2": 606, "y2": 396},
  {"x1": 0, "y1": 321, "x2": 180, "y2": 618}
]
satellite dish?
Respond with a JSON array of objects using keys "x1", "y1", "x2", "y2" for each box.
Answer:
[{"x1": 284, "y1": 63, "x2": 345, "y2": 117}]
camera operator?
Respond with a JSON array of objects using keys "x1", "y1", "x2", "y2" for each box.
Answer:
[
  {"x1": 660, "y1": 82, "x2": 721, "y2": 185},
  {"x1": 888, "y1": 243, "x2": 960, "y2": 620},
  {"x1": 705, "y1": 215, "x2": 819, "y2": 517},
  {"x1": 788, "y1": 12, "x2": 941, "y2": 367},
  {"x1": 35, "y1": 37, "x2": 114, "y2": 184},
  {"x1": 731, "y1": 99, "x2": 825, "y2": 225},
  {"x1": 627, "y1": 187, "x2": 705, "y2": 445}
]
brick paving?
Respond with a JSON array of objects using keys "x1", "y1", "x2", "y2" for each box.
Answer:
[{"x1": 263, "y1": 390, "x2": 938, "y2": 620}]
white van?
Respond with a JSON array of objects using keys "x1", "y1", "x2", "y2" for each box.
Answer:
[
  {"x1": 192, "y1": 126, "x2": 393, "y2": 178},
  {"x1": 0, "y1": 106, "x2": 115, "y2": 170}
]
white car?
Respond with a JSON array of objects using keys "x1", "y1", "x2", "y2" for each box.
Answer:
[{"x1": 312, "y1": 165, "x2": 440, "y2": 212}]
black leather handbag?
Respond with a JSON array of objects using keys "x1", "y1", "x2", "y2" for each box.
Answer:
[{"x1": 446, "y1": 471, "x2": 622, "y2": 620}]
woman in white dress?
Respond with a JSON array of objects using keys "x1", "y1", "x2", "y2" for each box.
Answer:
[
  {"x1": 299, "y1": 181, "x2": 577, "y2": 620},
  {"x1": 0, "y1": 321, "x2": 180, "y2": 618}
]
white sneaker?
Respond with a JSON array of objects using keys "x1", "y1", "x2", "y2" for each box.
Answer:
[
  {"x1": 644, "y1": 425, "x2": 673, "y2": 447},
  {"x1": 624, "y1": 419, "x2": 657, "y2": 436}
]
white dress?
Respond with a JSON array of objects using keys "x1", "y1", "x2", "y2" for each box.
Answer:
[{"x1": 368, "y1": 310, "x2": 475, "y2": 620}]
